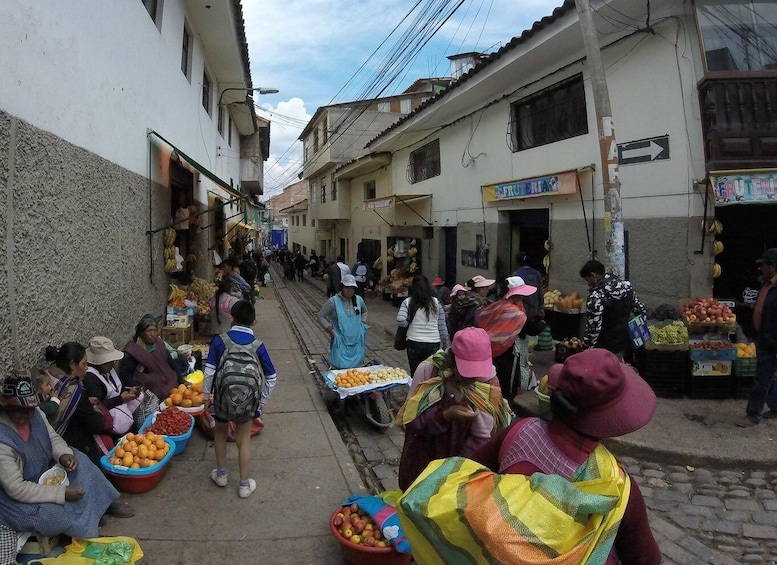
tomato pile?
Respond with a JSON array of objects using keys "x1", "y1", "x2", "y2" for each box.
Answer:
[{"x1": 147, "y1": 406, "x2": 192, "y2": 436}]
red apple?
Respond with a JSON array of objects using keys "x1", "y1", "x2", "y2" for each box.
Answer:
[
  {"x1": 364, "y1": 537, "x2": 377, "y2": 547},
  {"x1": 349, "y1": 503, "x2": 359, "y2": 513},
  {"x1": 353, "y1": 520, "x2": 366, "y2": 533},
  {"x1": 333, "y1": 516, "x2": 344, "y2": 527}
]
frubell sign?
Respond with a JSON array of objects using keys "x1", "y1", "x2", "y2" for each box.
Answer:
[
  {"x1": 483, "y1": 171, "x2": 577, "y2": 202},
  {"x1": 711, "y1": 169, "x2": 777, "y2": 205}
]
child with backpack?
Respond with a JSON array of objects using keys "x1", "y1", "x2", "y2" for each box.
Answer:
[{"x1": 203, "y1": 300, "x2": 277, "y2": 498}]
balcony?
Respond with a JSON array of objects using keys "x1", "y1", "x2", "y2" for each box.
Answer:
[{"x1": 699, "y1": 76, "x2": 777, "y2": 171}]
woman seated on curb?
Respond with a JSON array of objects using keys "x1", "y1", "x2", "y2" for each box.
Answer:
[
  {"x1": 45, "y1": 343, "x2": 111, "y2": 466},
  {"x1": 396, "y1": 327, "x2": 513, "y2": 491},
  {"x1": 0, "y1": 372, "x2": 133, "y2": 547},
  {"x1": 119, "y1": 314, "x2": 183, "y2": 402},
  {"x1": 470, "y1": 348, "x2": 661, "y2": 565},
  {"x1": 84, "y1": 336, "x2": 143, "y2": 436}
]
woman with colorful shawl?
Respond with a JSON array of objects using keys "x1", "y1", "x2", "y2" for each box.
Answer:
[
  {"x1": 396, "y1": 327, "x2": 512, "y2": 491},
  {"x1": 44, "y1": 342, "x2": 109, "y2": 466},
  {"x1": 468, "y1": 349, "x2": 661, "y2": 564},
  {"x1": 474, "y1": 275, "x2": 536, "y2": 403}
]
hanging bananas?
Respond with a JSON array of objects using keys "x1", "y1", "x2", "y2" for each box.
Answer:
[
  {"x1": 163, "y1": 228, "x2": 176, "y2": 246},
  {"x1": 713, "y1": 240, "x2": 724, "y2": 256},
  {"x1": 713, "y1": 263, "x2": 722, "y2": 278},
  {"x1": 168, "y1": 284, "x2": 186, "y2": 302}
]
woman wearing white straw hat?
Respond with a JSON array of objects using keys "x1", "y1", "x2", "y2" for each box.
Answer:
[{"x1": 85, "y1": 336, "x2": 144, "y2": 435}]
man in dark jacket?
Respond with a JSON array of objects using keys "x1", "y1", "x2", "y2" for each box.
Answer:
[
  {"x1": 738, "y1": 249, "x2": 777, "y2": 427},
  {"x1": 579, "y1": 259, "x2": 646, "y2": 357},
  {"x1": 513, "y1": 251, "x2": 545, "y2": 335}
]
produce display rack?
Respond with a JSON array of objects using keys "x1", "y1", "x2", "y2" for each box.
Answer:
[
  {"x1": 634, "y1": 349, "x2": 688, "y2": 399},
  {"x1": 546, "y1": 310, "x2": 584, "y2": 341},
  {"x1": 733, "y1": 357, "x2": 757, "y2": 377},
  {"x1": 687, "y1": 374, "x2": 731, "y2": 399}
]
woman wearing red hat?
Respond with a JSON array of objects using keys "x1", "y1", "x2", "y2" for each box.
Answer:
[
  {"x1": 471, "y1": 348, "x2": 661, "y2": 564},
  {"x1": 396, "y1": 327, "x2": 513, "y2": 490}
]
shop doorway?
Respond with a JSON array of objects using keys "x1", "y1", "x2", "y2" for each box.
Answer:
[
  {"x1": 508, "y1": 209, "x2": 549, "y2": 276},
  {"x1": 443, "y1": 227, "x2": 457, "y2": 287},
  {"x1": 713, "y1": 204, "x2": 777, "y2": 336},
  {"x1": 357, "y1": 239, "x2": 381, "y2": 266},
  {"x1": 170, "y1": 161, "x2": 194, "y2": 272}
]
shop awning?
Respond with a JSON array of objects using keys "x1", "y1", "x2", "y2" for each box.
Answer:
[
  {"x1": 363, "y1": 194, "x2": 431, "y2": 210},
  {"x1": 711, "y1": 169, "x2": 777, "y2": 206},
  {"x1": 148, "y1": 130, "x2": 243, "y2": 200},
  {"x1": 228, "y1": 220, "x2": 258, "y2": 231},
  {"x1": 482, "y1": 170, "x2": 578, "y2": 202}
]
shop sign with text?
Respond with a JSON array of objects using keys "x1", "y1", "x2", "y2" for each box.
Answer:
[
  {"x1": 483, "y1": 170, "x2": 577, "y2": 202},
  {"x1": 711, "y1": 169, "x2": 777, "y2": 205}
]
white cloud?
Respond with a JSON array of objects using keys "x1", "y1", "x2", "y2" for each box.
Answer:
[{"x1": 258, "y1": 97, "x2": 311, "y2": 198}]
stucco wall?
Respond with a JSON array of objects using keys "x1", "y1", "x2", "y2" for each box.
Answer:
[
  {"x1": 0, "y1": 112, "x2": 169, "y2": 370},
  {"x1": 549, "y1": 217, "x2": 708, "y2": 308}
]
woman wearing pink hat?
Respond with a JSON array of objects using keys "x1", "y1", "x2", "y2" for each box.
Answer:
[
  {"x1": 430, "y1": 276, "x2": 451, "y2": 305},
  {"x1": 475, "y1": 276, "x2": 536, "y2": 403},
  {"x1": 471, "y1": 349, "x2": 660, "y2": 564},
  {"x1": 446, "y1": 276, "x2": 494, "y2": 338},
  {"x1": 395, "y1": 327, "x2": 513, "y2": 490}
]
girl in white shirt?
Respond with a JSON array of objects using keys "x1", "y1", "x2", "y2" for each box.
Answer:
[{"x1": 397, "y1": 275, "x2": 451, "y2": 376}]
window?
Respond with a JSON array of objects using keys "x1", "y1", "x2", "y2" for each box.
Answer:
[
  {"x1": 181, "y1": 23, "x2": 192, "y2": 78},
  {"x1": 313, "y1": 128, "x2": 319, "y2": 153},
  {"x1": 320, "y1": 177, "x2": 327, "y2": 203},
  {"x1": 312, "y1": 219, "x2": 316, "y2": 227},
  {"x1": 509, "y1": 74, "x2": 587, "y2": 151},
  {"x1": 407, "y1": 139, "x2": 441, "y2": 184},
  {"x1": 302, "y1": 214, "x2": 307, "y2": 227},
  {"x1": 228, "y1": 114, "x2": 233, "y2": 147},
  {"x1": 217, "y1": 105, "x2": 224, "y2": 136},
  {"x1": 322, "y1": 116, "x2": 328, "y2": 144},
  {"x1": 696, "y1": 1, "x2": 777, "y2": 72},
  {"x1": 331, "y1": 173, "x2": 337, "y2": 201},
  {"x1": 364, "y1": 180, "x2": 376, "y2": 200},
  {"x1": 202, "y1": 72, "x2": 212, "y2": 115}
]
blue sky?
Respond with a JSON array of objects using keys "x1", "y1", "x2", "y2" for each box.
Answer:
[{"x1": 241, "y1": 0, "x2": 564, "y2": 197}]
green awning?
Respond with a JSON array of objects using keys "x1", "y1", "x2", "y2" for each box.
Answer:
[{"x1": 148, "y1": 130, "x2": 243, "y2": 200}]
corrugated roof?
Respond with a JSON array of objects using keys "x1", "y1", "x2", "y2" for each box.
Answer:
[{"x1": 367, "y1": 0, "x2": 575, "y2": 147}]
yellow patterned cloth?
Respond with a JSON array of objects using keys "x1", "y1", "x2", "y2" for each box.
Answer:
[
  {"x1": 395, "y1": 351, "x2": 512, "y2": 432},
  {"x1": 397, "y1": 448, "x2": 629, "y2": 565}
]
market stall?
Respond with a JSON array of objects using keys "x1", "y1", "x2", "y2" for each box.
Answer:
[{"x1": 379, "y1": 237, "x2": 420, "y2": 307}]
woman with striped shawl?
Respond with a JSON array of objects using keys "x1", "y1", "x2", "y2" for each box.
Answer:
[{"x1": 396, "y1": 327, "x2": 512, "y2": 491}]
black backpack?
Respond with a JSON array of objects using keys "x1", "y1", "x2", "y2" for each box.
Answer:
[{"x1": 213, "y1": 334, "x2": 264, "y2": 423}]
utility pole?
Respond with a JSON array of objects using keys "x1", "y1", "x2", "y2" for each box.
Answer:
[{"x1": 574, "y1": 0, "x2": 625, "y2": 278}]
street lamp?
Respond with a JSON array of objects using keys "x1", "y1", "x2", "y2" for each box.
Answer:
[{"x1": 218, "y1": 87, "x2": 279, "y2": 107}]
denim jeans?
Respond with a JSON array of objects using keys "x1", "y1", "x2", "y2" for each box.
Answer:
[
  {"x1": 746, "y1": 348, "x2": 777, "y2": 422},
  {"x1": 406, "y1": 340, "x2": 440, "y2": 377}
]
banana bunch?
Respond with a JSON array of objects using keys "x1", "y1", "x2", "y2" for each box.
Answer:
[
  {"x1": 164, "y1": 258, "x2": 176, "y2": 272},
  {"x1": 713, "y1": 263, "x2": 722, "y2": 278},
  {"x1": 713, "y1": 240, "x2": 724, "y2": 256},
  {"x1": 163, "y1": 228, "x2": 176, "y2": 246},
  {"x1": 168, "y1": 284, "x2": 186, "y2": 302},
  {"x1": 191, "y1": 276, "x2": 216, "y2": 298}
]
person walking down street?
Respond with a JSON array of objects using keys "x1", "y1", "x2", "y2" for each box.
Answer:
[
  {"x1": 308, "y1": 252, "x2": 320, "y2": 278},
  {"x1": 240, "y1": 254, "x2": 258, "y2": 300},
  {"x1": 471, "y1": 349, "x2": 661, "y2": 565},
  {"x1": 352, "y1": 257, "x2": 369, "y2": 296},
  {"x1": 431, "y1": 276, "x2": 451, "y2": 305},
  {"x1": 397, "y1": 275, "x2": 450, "y2": 376},
  {"x1": 294, "y1": 251, "x2": 307, "y2": 282},
  {"x1": 396, "y1": 327, "x2": 512, "y2": 491},
  {"x1": 317, "y1": 274, "x2": 368, "y2": 369},
  {"x1": 203, "y1": 300, "x2": 277, "y2": 498},
  {"x1": 475, "y1": 276, "x2": 536, "y2": 404},
  {"x1": 579, "y1": 259, "x2": 646, "y2": 358},
  {"x1": 446, "y1": 275, "x2": 494, "y2": 338},
  {"x1": 326, "y1": 256, "x2": 346, "y2": 298},
  {"x1": 738, "y1": 249, "x2": 777, "y2": 427}
]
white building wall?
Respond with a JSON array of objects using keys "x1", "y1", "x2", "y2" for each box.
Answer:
[{"x1": 0, "y1": 0, "x2": 241, "y2": 203}]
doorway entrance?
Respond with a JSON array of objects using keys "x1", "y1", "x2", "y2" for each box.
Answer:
[
  {"x1": 443, "y1": 227, "x2": 457, "y2": 287},
  {"x1": 508, "y1": 209, "x2": 549, "y2": 277}
]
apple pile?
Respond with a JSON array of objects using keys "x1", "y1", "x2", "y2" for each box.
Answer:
[
  {"x1": 682, "y1": 298, "x2": 735, "y2": 325},
  {"x1": 333, "y1": 503, "x2": 390, "y2": 548}
]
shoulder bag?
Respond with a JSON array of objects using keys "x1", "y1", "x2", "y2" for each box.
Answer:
[{"x1": 394, "y1": 300, "x2": 419, "y2": 351}]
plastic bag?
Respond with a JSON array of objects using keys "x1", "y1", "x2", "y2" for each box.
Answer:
[{"x1": 28, "y1": 536, "x2": 143, "y2": 565}]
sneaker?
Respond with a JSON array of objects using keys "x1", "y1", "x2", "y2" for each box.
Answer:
[
  {"x1": 210, "y1": 469, "x2": 228, "y2": 487},
  {"x1": 238, "y1": 479, "x2": 256, "y2": 499}
]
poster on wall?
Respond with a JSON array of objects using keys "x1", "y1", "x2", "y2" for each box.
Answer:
[
  {"x1": 711, "y1": 169, "x2": 777, "y2": 205},
  {"x1": 461, "y1": 235, "x2": 489, "y2": 268}
]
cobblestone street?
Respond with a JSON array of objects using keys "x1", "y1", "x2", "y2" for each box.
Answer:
[{"x1": 270, "y1": 266, "x2": 777, "y2": 564}]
